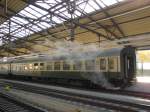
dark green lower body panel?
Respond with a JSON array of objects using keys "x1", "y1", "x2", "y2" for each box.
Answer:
[
  {"x1": 40, "y1": 71, "x2": 84, "y2": 79},
  {"x1": 12, "y1": 71, "x2": 122, "y2": 85},
  {"x1": 5, "y1": 71, "x2": 130, "y2": 88},
  {"x1": 35, "y1": 71, "x2": 121, "y2": 79}
]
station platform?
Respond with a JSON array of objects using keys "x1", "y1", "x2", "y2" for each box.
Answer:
[{"x1": 126, "y1": 76, "x2": 150, "y2": 93}]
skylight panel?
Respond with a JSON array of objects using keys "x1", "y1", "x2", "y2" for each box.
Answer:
[
  {"x1": 42, "y1": 15, "x2": 59, "y2": 25},
  {"x1": 38, "y1": 22, "x2": 51, "y2": 29},
  {"x1": 41, "y1": 16, "x2": 52, "y2": 23},
  {"x1": 10, "y1": 27, "x2": 20, "y2": 32},
  {"x1": 0, "y1": 33, "x2": 4, "y2": 37},
  {"x1": 102, "y1": 0, "x2": 118, "y2": 6},
  {"x1": 84, "y1": 3, "x2": 95, "y2": 13},
  {"x1": 88, "y1": 0, "x2": 100, "y2": 10},
  {"x1": 20, "y1": 10, "x2": 38, "y2": 19},
  {"x1": 37, "y1": 23, "x2": 48, "y2": 29},
  {"x1": 77, "y1": 2, "x2": 88, "y2": 14},
  {"x1": 1, "y1": 28, "x2": 9, "y2": 33},
  {"x1": 53, "y1": 16, "x2": 64, "y2": 24},
  {"x1": 0, "y1": 21, "x2": 9, "y2": 29},
  {"x1": 44, "y1": 0, "x2": 61, "y2": 4},
  {"x1": 11, "y1": 29, "x2": 25, "y2": 36},
  {"x1": 13, "y1": 28, "x2": 34, "y2": 38},
  {"x1": 13, "y1": 33, "x2": 24, "y2": 38},
  {"x1": 60, "y1": 10, "x2": 71, "y2": 18},
  {"x1": 94, "y1": 0, "x2": 105, "y2": 8},
  {"x1": 25, "y1": 29, "x2": 34, "y2": 35},
  {"x1": 11, "y1": 17, "x2": 29, "y2": 25},
  {"x1": 0, "y1": 0, "x2": 124, "y2": 42},
  {"x1": 25, "y1": 7, "x2": 43, "y2": 18},
  {"x1": 57, "y1": 7, "x2": 66, "y2": 12},
  {"x1": 74, "y1": 10, "x2": 81, "y2": 17},
  {"x1": 0, "y1": 39, "x2": 2, "y2": 46},
  {"x1": 10, "y1": 21, "x2": 19, "y2": 26},
  {"x1": 29, "y1": 5, "x2": 48, "y2": 15},
  {"x1": 0, "y1": 25, "x2": 7, "y2": 31},
  {"x1": 36, "y1": 2, "x2": 51, "y2": 9},
  {"x1": 30, "y1": 25, "x2": 42, "y2": 32}
]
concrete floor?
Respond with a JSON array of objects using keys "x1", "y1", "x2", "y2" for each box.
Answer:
[
  {"x1": 0, "y1": 79, "x2": 150, "y2": 112},
  {"x1": 126, "y1": 81, "x2": 150, "y2": 93},
  {"x1": 2, "y1": 88, "x2": 113, "y2": 112}
]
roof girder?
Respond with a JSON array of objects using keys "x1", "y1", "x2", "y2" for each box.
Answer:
[{"x1": 22, "y1": 0, "x2": 112, "y2": 40}]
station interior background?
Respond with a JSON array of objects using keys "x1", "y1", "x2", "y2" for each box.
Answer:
[{"x1": 136, "y1": 50, "x2": 150, "y2": 83}]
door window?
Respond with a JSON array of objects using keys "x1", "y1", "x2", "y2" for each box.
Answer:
[{"x1": 100, "y1": 58, "x2": 106, "y2": 70}]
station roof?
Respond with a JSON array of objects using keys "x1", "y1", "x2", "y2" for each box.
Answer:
[{"x1": 0, "y1": 0, "x2": 150, "y2": 57}]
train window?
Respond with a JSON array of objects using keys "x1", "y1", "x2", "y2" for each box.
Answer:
[
  {"x1": 73, "y1": 61, "x2": 82, "y2": 70},
  {"x1": 39, "y1": 63, "x2": 45, "y2": 70},
  {"x1": 100, "y1": 58, "x2": 106, "y2": 70},
  {"x1": 108, "y1": 58, "x2": 114, "y2": 70},
  {"x1": 24, "y1": 66, "x2": 28, "y2": 70},
  {"x1": 54, "y1": 61, "x2": 60, "y2": 70},
  {"x1": 19, "y1": 66, "x2": 22, "y2": 71},
  {"x1": 63, "y1": 61, "x2": 70, "y2": 70},
  {"x1": 34, "y1": 63, "x2": 39, "y2": 70},
  {"x1": 47, "y1": 62, "x2": 53, "y2": 70},
  {"x1": 85, "y1": 60, "x2": 95, "y2": 70},
  {"x1": 14, "y1": 66, "x2": 16, "y2": 71},
  {"x1": 29, "y1": 64, "x2": 33, "y2": 70},
  {"x1": 40, "y1": 63, "x2": 44, "y2": 66},
  {"x1": 34, "y1": 63, "x2": 38, "y2": 66}
]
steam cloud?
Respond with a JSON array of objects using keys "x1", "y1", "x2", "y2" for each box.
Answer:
[
  {"x1": 49, "y1": 40, "x2": 118, "y2": 89},
  {"x1": 9, "y1": 39, "x2": 119, "y2": 89}
]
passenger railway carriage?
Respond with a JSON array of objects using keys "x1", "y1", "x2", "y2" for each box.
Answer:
[{"x1": 0, "y1": 46, "x2": 136, "y2": 88}]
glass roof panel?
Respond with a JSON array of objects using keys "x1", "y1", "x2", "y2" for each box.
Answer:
[
  {"x1": 0, "y1": 39, "x2": 2, "y2": 46},
  {"x1": 95, "y1": 0, "x2": 105, "y2": 8},
  {"x1": 52, "y1": 16, "x2": 63, "y2": 24},
  {"x1": 88, "y1": 1, "x2": 100, "y2": 10},
  {"x1": 29, "y1": 5, "x2": 48, "y2": 15},
  {"x1": 11, "y1": 17, "x2": 29, "y2": 25},
  {"x1": 0, "y1": 0, "x2": 124, "y2": 43},
  {"x1": 84, "y1": 3, "x2": 95, "y2": 13},
  {"x1": 20, "y1": 10, "x2": 38, "y2": 19},
  {"x1": 38, "y1": 22, "x2": 51, "y2": 29},
  {"x1": 102, "y1": 0, "x2": 118, "y2": 6},
  {"x1": 118, "y1": 0, "x2": 124, "y2": 2},
  {"x1": 35, "y1": 2, "x2": 51, "y2": 9},
  {"x1": 25, "y1": 7, "x2": 43, "y2": 18}
]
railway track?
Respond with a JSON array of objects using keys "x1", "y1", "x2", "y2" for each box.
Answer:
[
  {"x1": 2, "y1": 77, "x2": 150, "y2": 100},
  {"x1": 0, "y1": 79, "x2": 150, "y2": 112},
  {"x1": 0, "y1": 91, "x2": 46, "y2": 112},
  {"x1": 106, "y1": 89, "x2": 150, "y2": 100}
]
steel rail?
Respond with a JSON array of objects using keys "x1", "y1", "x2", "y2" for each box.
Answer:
[
  {"x1": 1, "y1": 80, "x2": 149, "y2": 112},
  {"x1": 0, "y1": 91, "x2": 47, "y2": 112}
]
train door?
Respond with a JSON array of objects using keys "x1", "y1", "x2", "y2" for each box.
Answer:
[{"x1": 124, "y1": 55, "x2": 135, "y2": 80}]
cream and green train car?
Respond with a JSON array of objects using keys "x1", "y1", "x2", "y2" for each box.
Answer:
[{"x1": 0, "y1": 46, "x2": 136, "y2": 88}]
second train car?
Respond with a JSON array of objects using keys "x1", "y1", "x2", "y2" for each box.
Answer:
[{"x1": 0, "y1": 46, "x2": 136, "y2": 88}]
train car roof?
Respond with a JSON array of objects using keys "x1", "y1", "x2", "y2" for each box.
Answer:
[
  {"x1": 97, "y1": 47, "x2": 123, "y2": 57},
  {"x1": 97, "y1": 46, "x2": 135, "y2": 57},
  {"x1": 0, "y1": 47, "x2": 134, "y2": 63}
]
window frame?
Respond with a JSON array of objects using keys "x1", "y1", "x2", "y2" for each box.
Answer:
[
  {"x1": 85, "y1": 59, "x2": 95, "y2": 71},
  {"x1": 54, "y1": 61, "x2": 61, "y2": 71},
  {"x1": 99, "y1": 57, "x2": 108, "y2": 72},
  {"x1": 63, "y1": 60, "x2": 71, "y2": 71}
]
